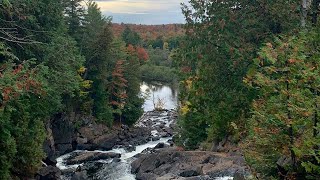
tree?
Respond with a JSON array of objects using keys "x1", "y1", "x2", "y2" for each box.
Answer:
[
  {"x1": 121, "y1": 26, "x2": 141, "y2": 46},
  {"x1": 63, "y1": 0, "x2": 85, "y2": 41},
  {"x1": 244, "y1": 33, "x2": 320, "y2": 178}
]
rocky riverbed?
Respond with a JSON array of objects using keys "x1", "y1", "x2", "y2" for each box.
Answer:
[
  {"x1": 36, "y1": 109, "x2": 250, "y2": 180},
  {"x1": 52, "y1": 110, "x2": 178, "y2": 180}
]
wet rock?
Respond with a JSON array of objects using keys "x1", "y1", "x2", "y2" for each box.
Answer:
[
  {"x1": 84, "y1": 162, "x2": 104, "y2": 176},
  {"x1": 151, "y1": 136, "x2": 160, "y2": 141},
  {"x1": 126, "y1": 145, "x2": 136, "y2": 152},
  {"x1": 66, "y1": 152, "x2": 120, "y2": 165},
  {"x1": 154, "y1": 143, "x2": 166, "y2": 149},
  {"x1": 71, "y1": 170, "x2": 88, "y2": 180},
  {"x1": 113, "y1": 158, "x2": 121, "y2": 163},
  {"x1": 36, "y1": 166, "x2": 61, "y2": 180}
]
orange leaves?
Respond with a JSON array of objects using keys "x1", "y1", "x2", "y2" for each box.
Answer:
[
  {"x1": 111, "y1": 60, "x2": 128, "y2": 109},
  {"x1": 136, "y1": 47, "x2": 149, "y2": 61},
  {"x1": 127, "y1": 44, "x2": 135, "y2": 55},
  {"x1": 127, "y1": 45, "x2": 149, "y2": 62}
]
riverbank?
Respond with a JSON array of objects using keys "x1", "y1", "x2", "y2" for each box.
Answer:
[
  {"x1": 51, "y1": 109, "x2": 178, "y2": 179},
  {"x1": 35, "y1": 109, "x2": 251, "y2": 180}
]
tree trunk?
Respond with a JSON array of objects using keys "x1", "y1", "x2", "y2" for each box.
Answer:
[
  {"x1": 312, "y1": 0, "x2": 320, "y2": 25},
  {"x1": 301, "y1": 0, "x2": 308, "y2": 27},
  {"x1": 286, "y1": 62, "x2": 297, "y2": 171},
  {"x1": 314, "y1": 89, "x2": 318, "y2": 137}
]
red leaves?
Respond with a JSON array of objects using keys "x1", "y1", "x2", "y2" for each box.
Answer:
[
  {"x1": 136, "y1": 47, "x2": 149, "y2": 61},
  {"x1": 111, "y1": 60, "x2": 128, "y2": 108},
  {"x1": 1, "y1": 63, "x2": 43, "y2": 106}
]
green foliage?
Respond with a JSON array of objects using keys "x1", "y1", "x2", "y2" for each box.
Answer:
[
  {"x1": 140, "y1": 64, "x2": 177, "y2": 83},
  {"x1": 175, "y1": 0, "x2": 302, "y2": 151},
  {"x1": 0, "y1": 45, "x2": 48, "y2": 178},
  {"x1": 122, "y1": 26, "x2": 141, "y2": 46},
  {"x1": 244, "y1": 33, "x2": 320, "y2": 178}
]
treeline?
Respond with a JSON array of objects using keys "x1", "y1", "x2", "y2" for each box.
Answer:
[
  {"x1": 176, "y1": 0, "x2": 320, "y2": 179},
  {"x1": 120, "y1": 25, "x2": 179, "y2": 83},
  {"x1": 119, "y1": 24, "x2": 183, "y2": 50},
  {"x1": 0, "y1": 0, "x2": 144, "y2": 179},
  {"x1": 113, "y1": 23, "x2": 184, "y2": 44}
]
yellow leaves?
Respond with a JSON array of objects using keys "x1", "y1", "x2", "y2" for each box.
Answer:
[
  {"x1": 81, "y1": 80, "x2": 92, "y2": 89},
  {"x1": 230, "y1": 122, "x2": 238, "y2": 130},
  {"x1": 180, "y1": 101, "x2": 191, "y2": 116},
  {"x1": 185, "y1": 76, "x2": 199, "y2": 90},
  {"x1": 78, "y1": 66, "x2": 86, "y2": 75}
]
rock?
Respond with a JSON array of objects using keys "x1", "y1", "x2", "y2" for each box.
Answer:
[
  {"x1": 36, "y1": 166, "x2": 61, "y2": 180},
  {"x1": 83, "y1": 162, "x2": 104, "y2": 176},
  {"x1": 132, "y1": 150, "x2": 249, "y2": 179},
  {"x1": 136, "y1": 172, "x2": 157, "y2": 180},
  {"x1": 71, "y1": 170, "x2": 88, "y2": 180},
  {"x1": 56, "y1": 144, "x2": 73, "y2": 154},
  {"x1": 179, "y1": 167, "x2": 202, "y2": 177},
  {"x1": 155, "y1": 173, "x2": 177, "y2": 180},
  {"x1": 66, "y1": 152, "x2": 121, "y2": 165},
  {"x1": 234, "y1": 172, "x2": 246, "y2": 180},
  {"x1": 151, "y1": 136, "x2": 160, "y2": 141},
  {"x1": 154, "y1": 143, "x2": 165, "y2": 149},
  {"x1": 43, "y1": 156, "x2": 57, "y2": 166},
  {"x1": 126, "y1": 145, "x2": 136, "y2": 152},
  {"x1": 52, "y1": 114, "x2": 74, "y2": 146},
  {"x1": 113, "y1": 158, "x2": 121, "y2": 163},
  {"x1": 76, "y1": 144, "x2": 93, "y2": 150},
  {"x1": 76, "y1": 137, "x2": 88, "y2": 145},
  {"x1": 92, "y1": 133, "x2": 119, "y2": 150},
  {"x1": 159, "y1": 132, "x2": 169, "y2": 138}
]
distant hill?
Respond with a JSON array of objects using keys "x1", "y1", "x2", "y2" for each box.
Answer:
[{"x1": 112, "y1": 23, "x2": 185, "y2": 41}]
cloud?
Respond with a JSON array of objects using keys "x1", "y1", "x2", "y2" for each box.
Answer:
[{"x1": 93, "y1": 0, "x2": 188, "y2": 24}]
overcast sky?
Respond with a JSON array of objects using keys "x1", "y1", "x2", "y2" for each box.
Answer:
[{"x1": 94, "y1": 0, "x2": 188, "y2": 24}]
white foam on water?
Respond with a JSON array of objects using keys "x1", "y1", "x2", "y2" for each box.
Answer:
[{"x1": 215, "y1": 177, "x2": 234, "y2": 180}]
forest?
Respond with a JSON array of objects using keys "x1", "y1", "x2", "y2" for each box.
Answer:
[
  {"x1": 175, "y1": 0, "x2": 320, "y2": 179},
  {"x1": 0, "y1": 0, "x2": 320, "y2": 180}
]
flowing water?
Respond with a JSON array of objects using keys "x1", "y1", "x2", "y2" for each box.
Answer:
[{"x1": 56, "y1": 82, "x2": 233, "y2": 180}]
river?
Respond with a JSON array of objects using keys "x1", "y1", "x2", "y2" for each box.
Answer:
[
  {"x1": 140, "y1": 81, "x2": 178, "y2": 112},
  {"x1": 56, "y1": 82, "x2": 233, "y2": 180}
]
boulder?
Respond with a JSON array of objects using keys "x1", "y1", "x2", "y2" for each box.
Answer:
[
  {"x1": 56, "y1": 144, "x2": 73, "y2": 154},
  {"x1": 71, "y1": 170, "x2": 88, "y2": 180},
  {"x1": 136, "y1": 172, "x2": 157, "y2": 180},
  {"x1": 132, "y1": 150, "x2": 249, "y2": 179},
  {"x1": 66, "y1": 152, "x2": 121, "y2": 165},
  {"x1": 179, "y1": 167, "x2": 202, "y2": 177},
  {"x1": 154, "y1": 143, "x2": 165, "y2": 149},
  {"x1": 92, "y1": 133, "x2": 119, "y2": 150},
  {"x1": 36, "y1": 166, "x2": 61, "y2": 180}
]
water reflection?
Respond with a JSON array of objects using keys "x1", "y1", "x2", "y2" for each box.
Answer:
[{"x1": 140, "y1": 81, "x2": 178, "y2": 112}]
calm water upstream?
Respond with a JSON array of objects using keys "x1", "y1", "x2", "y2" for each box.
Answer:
[{"x1": 140, "y1": 81, "x2": 178, "y2": 111}]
